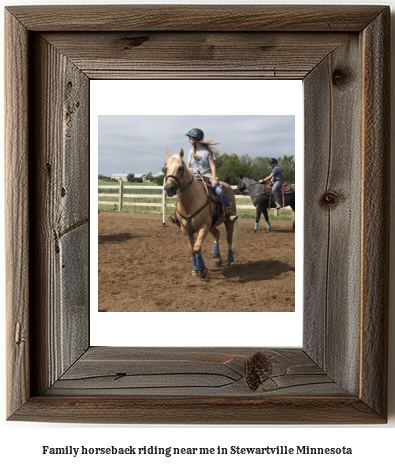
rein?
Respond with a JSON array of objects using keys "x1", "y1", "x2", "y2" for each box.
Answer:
[
  {"x1": 176, "y1": 196, "x2": 211, "y2": 224},
  {"x1": 252, "y1": 188, "x2": 268, "y2": 205},
  {"x1": 166, "y1": 168, "x2": 211, "y2": 224},
  {"x1": 165, "y1": 169, "x2": 194, "y2": 193},
  {"x1": 179, "y1": 175, "x2": 194, "y2": 193},
  {"x1": 176, "y1": 175, "x2": 212, "y2": 224},
  {"x1": 238, "y1": 179, "x2": 267, "y2": 205}
]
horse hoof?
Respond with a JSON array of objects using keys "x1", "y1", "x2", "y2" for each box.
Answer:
[
  {"x1": 214, "y1": 257, "x2": 222, "y2": 266},
  {"x1": 252, "y1": 230, "x2": 257, "y2": 234},
  {"x1": 197, "y1": 268, "x2": 208, "y2": 278}
]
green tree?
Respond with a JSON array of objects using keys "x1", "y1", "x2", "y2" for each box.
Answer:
[
  {"x1": 216, "y1": 153, "x2": 247, "y2": 185},
  {"x1": 159, "y1": 152, "x2": 295, "y2": 186},
  {"x1": 126, "y1": 173, "x2": 135, "y2": 182},
  {"x1": 153, "y1": 172, "x2": 165, "y2": 185},
  {"x1": 98, "y1": 174, "x2": 112, "y2": 181},
  {"x1": 250, "y1": 156, "x2": 271, "y2": 181},
  {"x1": 278, "y1": 155, "x2": 295, "y2": 183}
]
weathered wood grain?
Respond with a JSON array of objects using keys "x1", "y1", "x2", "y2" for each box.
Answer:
[
  {"x1": 5, "y1": 10, "x2": 30, "y2": 419},
  {"x1": 46, "y1": 347, "x2": 343, "y2": 397},
  {"x1": 5, "y1": 5, "x2": 389, "y2": 424},
  {"x1": 11, "y1": 349, "x2": 383, "y2": 424},
  {"x1": 304, "y1": 35, "x2": 362, "y2": 395},
  {"x1": 42, "y1": 32, "x2": 351, "y2": 80},
  {"x1": 10, "y1": 396, "x2": 383, "y2": 425},
  {"x1": 5, "y1": 5, "x2": 386, "y2": 32},
  {"x1": 29, "y1": 34, "x2": 90, "y2": 395},
  {"x1": 360, "y1": 10, "x2": 390, "y2": 418}
]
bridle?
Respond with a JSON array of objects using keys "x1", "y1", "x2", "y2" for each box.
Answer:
[
  {"x1": 237, "y1": 177, "x2": 267, "y2": 204},
  {"x1": 165, "y1": 164, "x2": 194, "y2": 193},
  {"x1": 236, "y1": 180, "x2": 244, "y2": 195},
  {"x1": 165, "y1": 165, "x2": 211, "y2": 224}
]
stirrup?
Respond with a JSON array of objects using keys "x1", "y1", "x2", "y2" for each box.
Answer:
[
  {"x1": 227, "y1": 212, "x2": 238, "y2": 222},
  {"x1": 168, "y1": 214, "x2": 180, "y2": 226}
]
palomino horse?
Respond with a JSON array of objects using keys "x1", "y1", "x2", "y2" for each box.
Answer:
[
  {"x1": 164, "y1": 149, "x2": 240, "y2": 278},
  {"x1": 237, "y1": 176, "x2": 295, "y2": 233}
]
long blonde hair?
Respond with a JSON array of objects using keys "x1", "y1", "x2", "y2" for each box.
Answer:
[{"x1": 192, "y1": 139, "x2": 219, "y2": 160}]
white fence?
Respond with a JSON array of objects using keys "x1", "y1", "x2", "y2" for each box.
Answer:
[{"x1": 98, "y1": 180, "x2": 290, "y2": 223}]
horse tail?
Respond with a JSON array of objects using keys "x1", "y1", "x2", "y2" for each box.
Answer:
[{"x1": 232, "y1": 218, "x2": 241, "y2": 246}]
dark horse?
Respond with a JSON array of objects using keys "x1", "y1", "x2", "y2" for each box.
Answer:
[{"x1": 237, "y1": 176, "x2": 295, "y2": 233}]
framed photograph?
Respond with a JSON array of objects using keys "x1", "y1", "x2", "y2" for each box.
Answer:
[
  {"x1": 5, "y1": 5, "x2": 389, "y2": 423},
  {"x1": 92, "y1": 81, "x2": 301, "y2": 319}
]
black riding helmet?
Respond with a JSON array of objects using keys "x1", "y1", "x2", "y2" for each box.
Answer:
[
  {"x1": 186, "y1": 128, "x2": 204, "y2": 141},
  {"x1": 269, "y1": 158, "x2": 278, "y2": 165}
]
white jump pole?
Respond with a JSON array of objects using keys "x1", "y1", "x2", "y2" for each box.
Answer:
[
  {"x1": 161, "y1": 177, "x2": 166, "y2": 226},
  {"x1": 118, "y1": 178, "x2": 123, "y2": 211}
]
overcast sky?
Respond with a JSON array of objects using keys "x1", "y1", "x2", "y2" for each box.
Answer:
[{"x1": 98, "y1": 115, "x2": 295, "y2": 177}]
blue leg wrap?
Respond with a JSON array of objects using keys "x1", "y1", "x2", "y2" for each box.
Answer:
[
  {"x1": 213, "y1": 242, "x2": 220, "y2": 258},
  {"x1": 254, "y1": 222, "x2": 259, "y2": 231},
  {"x1": 191, "y1": 256, "x2": 198, "y2": 272},
  {"x1": 228, "y1": 249, "x2": 234, "y2": 264},
  {"x1": 195, "y1": 253, "x2": 205, "y2": 271},
  {"x1": 266, "y1": 220, "x2": 271, "y2": 231}
]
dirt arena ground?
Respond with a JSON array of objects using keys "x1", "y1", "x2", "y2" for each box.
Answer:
[{"x1": 98, "y1": 213, "x2": 295, "y2": 312}]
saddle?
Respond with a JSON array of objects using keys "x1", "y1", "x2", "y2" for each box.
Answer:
[
  {"x1": 265, "y1": 181, "x2": 293, "y2": 208},
  {"x1": 265, "y1": 181, "x2": 292, "y2": 194},
  {"x1": 197, "y1": 175, "x2": 227, "y2": 225}
]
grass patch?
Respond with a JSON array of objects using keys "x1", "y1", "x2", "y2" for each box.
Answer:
[{"x1": 98, "y1": 179, "x2": 163, "y2": 194}]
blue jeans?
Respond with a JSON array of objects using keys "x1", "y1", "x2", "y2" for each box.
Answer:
[
  {"x1": 273, "y1": 181, "x2": 282, "y2": 205},
  {"x1": 211, "y1": 181, "x2": 231, "y2": 211}
]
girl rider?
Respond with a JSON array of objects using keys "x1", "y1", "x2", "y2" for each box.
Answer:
[
  {"x1": 259, "y1": 157, "x2": 283, "y2": 209},
  {"x1": 185, "y1": 128, "x2": 238, "y2": 223},
  {"x1": 168, "y1": 128, "x2": 238, "y2": 225}
]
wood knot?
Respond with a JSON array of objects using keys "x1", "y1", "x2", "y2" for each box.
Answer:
[
  {"x1": 246, "y1": 351, "x2": 273, "y2": 391},
  {"x1": 114, "y1": 372, "x2": 127, "y2": 381},
  {"x1": 320, "y1": 190, "x2": 340, "y2": 208},
  {"x1": 15, "y1": 322, "x2": 22, "y2": 345},
  {"x1": 332, "y1": 68, "x2": 349, "y2": 87},
  {"x1": 123, "y1": 35, "x2": 150, "y2": 49}
]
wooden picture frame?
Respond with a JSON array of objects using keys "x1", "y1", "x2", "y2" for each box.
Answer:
[{"x1": 5, "y1": 5, "x2": 390, "y2": 424}]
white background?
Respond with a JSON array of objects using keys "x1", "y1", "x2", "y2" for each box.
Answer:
[
  {"x1": 1, "y1": 1, "x2": 394, "y2": 469},
  {"x1": 90, "y1": 79, "x2": 304, "y2": 348}
]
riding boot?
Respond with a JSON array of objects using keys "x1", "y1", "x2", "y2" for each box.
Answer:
[
  {"x1": 221, "y1": 203, "x2": 238, "y2": 222},
  {"x1": 215, "y1": 186, "x2": 238, "y2": 222},
  {"x1": 226, "y1": 211, "x2": 239, "y2": 223},
  {"x1": 168, "y1": 213, "x2": 181, "y2": 227}
]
